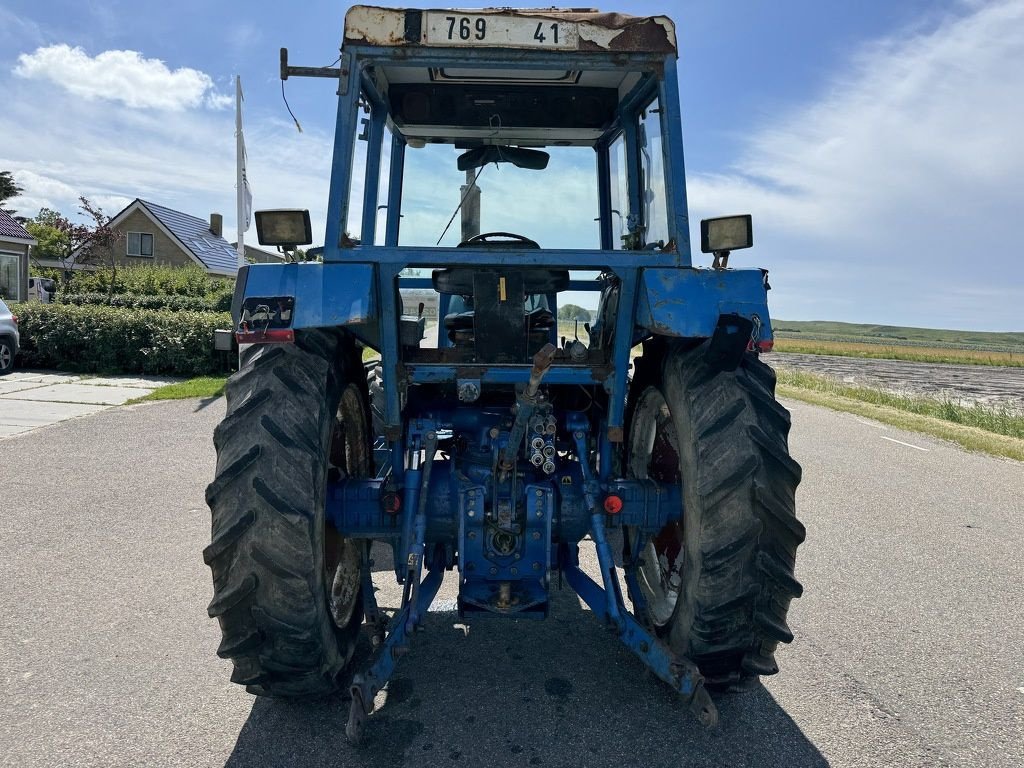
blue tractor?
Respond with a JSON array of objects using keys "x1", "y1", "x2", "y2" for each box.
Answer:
[{"x1": 205, "y1": 6, "x2": 805, "y2": 743}]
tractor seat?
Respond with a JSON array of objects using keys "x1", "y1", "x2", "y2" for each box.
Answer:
[
  {"x1": 444, "y1": 306, "x2": 555, "y2": 332},
  {"x1": 432, "y1": 268, "x2": 569, "y2": 295}
]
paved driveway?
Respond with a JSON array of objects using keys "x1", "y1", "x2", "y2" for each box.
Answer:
[
  {"x1": 0, "y1": 371, "x2": 175, "y2": 438},
  {"x1": 0, "y1": 396, "x2": 1021, "y2": 767}
]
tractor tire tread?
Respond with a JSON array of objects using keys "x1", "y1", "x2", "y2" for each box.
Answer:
[
  {"x1": 205, "y1": 330, "x2": 358, "y2": 698},
  {"x1": 661, "y1": 342, "x2": 803, "y2": 685}
]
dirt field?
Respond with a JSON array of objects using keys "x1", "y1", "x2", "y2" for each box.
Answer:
[{"x1": 772, "y1": 352, "x2": 1024, "y2": 410}]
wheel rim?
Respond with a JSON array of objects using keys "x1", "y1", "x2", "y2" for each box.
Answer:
[
  {"x1": 324, "y1": 382, "x2": 370, "y2": 631},
  {"x1": 0, "y1": 343, "x2": 11, "y2": 370},
  {"x1": 628, "y1": 386, "x2": 685, "y2": 628}
]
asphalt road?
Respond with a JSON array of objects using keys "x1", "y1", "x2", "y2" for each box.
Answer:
[{"x1": 1, "y1": 394, "x2": 1022, "y2": 767}]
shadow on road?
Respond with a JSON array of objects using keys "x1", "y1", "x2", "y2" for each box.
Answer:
[
  {"x1": 193, "y1": 395, "x2": 224, "y2": 412},
  {"x1": 224, "y1": 585, "x2": 827, "y2": 768}
]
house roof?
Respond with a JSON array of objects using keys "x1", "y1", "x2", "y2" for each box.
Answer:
[
  {"x1": 231, "y1": 242, "x2": 286, "y2": 263},
  {"x1": 137, "y1": 200, "x2": 238, "y2": 274},
  {"x1": 0, "y1": 209, "x2": 36, "y2": 243}
]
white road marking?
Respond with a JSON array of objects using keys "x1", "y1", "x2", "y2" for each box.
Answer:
[
  {"x1": 854, "y1": 417, "x2": 885, "y2": 430},
  {"x1": 880, "y1": 435, "x2": 930, "y2": 452}
]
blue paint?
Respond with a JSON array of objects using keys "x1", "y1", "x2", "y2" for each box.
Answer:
[
  {"x1": 253, "y1": 23, "x2": 781, "y2": 738},
  {"x1": 636, "y1": 267, "x2": 773, "y2": 339}
]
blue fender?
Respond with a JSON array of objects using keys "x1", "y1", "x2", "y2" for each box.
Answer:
[
  {"x1": 233, "y1": 261, "x2": 379, "y2": 345},
  {"x1": 635, "y1": 267, "x2": 773, "y2": 342}
]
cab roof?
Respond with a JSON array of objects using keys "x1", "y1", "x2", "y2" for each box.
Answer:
[
  {"x1": 343, "y1": 6, "x2": 677, "y2": 54},
  {"x1": 345, "y1": 7, "x2": 678, "y2": 148}
]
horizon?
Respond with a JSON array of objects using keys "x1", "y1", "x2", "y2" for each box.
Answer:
[{"x1": 1, "y1": 1, "x2": 1022, "y2": 332}]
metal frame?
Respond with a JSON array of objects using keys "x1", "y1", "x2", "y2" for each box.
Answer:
[{"x1": 239, "y1": 25, "x2": 778, "y2": 743}]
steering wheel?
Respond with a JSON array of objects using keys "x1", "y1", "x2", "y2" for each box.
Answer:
[{"x1": 459, "y1": 231, "x2": 540, "y2": 249}]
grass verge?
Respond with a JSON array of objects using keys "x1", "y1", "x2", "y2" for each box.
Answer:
[
  {"x1": 776, "y1": 369, "x2": 1024, "y2": 462},
  {"x1": 774, "y1": 337, "x2": 1023, "y2": 367},
  {"x1": 134, "y1": 376, "x2": 227, "y2": 402}
]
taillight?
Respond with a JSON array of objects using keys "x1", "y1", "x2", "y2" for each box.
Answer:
[{"x1": 10, "y1": 315, "x2": 17, "y2": 325}]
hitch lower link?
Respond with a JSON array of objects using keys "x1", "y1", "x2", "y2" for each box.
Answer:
[
  {"x1": 346, "y1": 397, "x2": 717, "y2": 743},
  {"x1": 562, "y1": 424, "x2": 718, "y2": 727},
  {"x1": 347, "y1": 427, "x2": 440, "y2": 745}
]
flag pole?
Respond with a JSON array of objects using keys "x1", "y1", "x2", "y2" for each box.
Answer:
[{"x1": 235, "y1": 75, "x2": 245, "y2": 269}]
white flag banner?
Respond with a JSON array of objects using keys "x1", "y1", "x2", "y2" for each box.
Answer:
[
  {"x1": 235, "y1": 76, "x2": 251, "y2": 265},
  {"x1": 240, "y1": 134, "x2": 253, "y2": 231}
]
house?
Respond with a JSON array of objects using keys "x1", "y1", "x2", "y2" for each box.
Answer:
[
  {"x1": 0, "y1": 209, "x2": 36, "y2": 302},
  {"x1": 43, "y1": 199, "x2": 241, "y2": 277},
  {"x1": 231, "y1": 243, "x2": 286, "y2": 265}
]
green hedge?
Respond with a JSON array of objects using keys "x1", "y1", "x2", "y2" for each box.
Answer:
[
  {"x1": 13, "y1": 302, "x2": 233, "y2": 376},
  {"x1": 39, "y1": 264, "x2": 233, "y2": 298},
  {"x1": 58, "y1": 292, "x2": 233, "y2": 312}
]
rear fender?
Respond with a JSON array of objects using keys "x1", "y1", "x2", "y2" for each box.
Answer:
[
  {"x1": 233, "y1": 262, "x2": 378, "y2": 346},
  {"x1": 635, "y1": 267, "x2": 773, "y2": 347}
]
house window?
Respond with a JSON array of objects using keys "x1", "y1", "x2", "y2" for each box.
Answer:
[
  {"x1": 0, "y1": 251, "x2": 20, "y2": 301},
  {"x1": 127, "y1": 232, "x2": 154, "y2": 257}
]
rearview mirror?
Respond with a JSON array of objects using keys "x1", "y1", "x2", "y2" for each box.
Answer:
[
  {"x1": 700, "y1": 214, "x2": 753, "y2": 253},
  {"x1": 457, "y1": 145, "x2": 550, "y2": 171},
  {"x1": 255, "y1": 209, "x2": 313, "y2": 248}
]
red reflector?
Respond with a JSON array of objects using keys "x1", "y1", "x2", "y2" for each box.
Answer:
[
  {"x1": 603, "y1": 495, "x2": 623, "y2": 515},
  {"x1": 747, "y1": 339, "x2": 775, "y2": 353},
  {"x1": 382, "y1": 492, "x2": 402, "y2": 515},
  {"x1": 235, "y1": 329, "x2": 295, "y2": 344}
]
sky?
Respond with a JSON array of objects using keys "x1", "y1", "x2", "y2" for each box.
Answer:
[{"x1": 1, "y1": 0, "x2": 1022, "y2": 330}]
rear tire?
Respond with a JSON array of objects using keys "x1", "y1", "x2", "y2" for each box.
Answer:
[
  {"x1": 204, "y1": 330, "x2": 369, "y2": 696},
  {"x1": 0, "y1": 336, "x2": 14, "y2": 375},
  {"x1": 627, "y1": 340, "x2": 805, "y2": 687}
]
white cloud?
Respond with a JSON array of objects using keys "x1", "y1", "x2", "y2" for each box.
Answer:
[
  {"x1": 13, "y1": 44, "x2": 230, "y2": 111},
  {"x1": 1, "y1": 63, "x2": 335, "y2": 240},
  {"x1": 685, "y1": 0, "x2": 1024, "y2": 329}
]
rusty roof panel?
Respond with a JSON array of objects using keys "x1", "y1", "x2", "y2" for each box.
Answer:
[{"x1": 343, "y1": 6, "x2": 677, "y2": 54}]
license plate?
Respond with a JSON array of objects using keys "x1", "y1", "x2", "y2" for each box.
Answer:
[{"x1": 423, "y1": 12, "x2": 579, "y2": 50}]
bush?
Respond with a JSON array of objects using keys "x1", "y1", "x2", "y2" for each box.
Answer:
[
  {"x1": 12, "y1": 302, "x2": 233, "y2": 376},
  {"x1": 58, "y1": 292, "x2": 233, "y2": 312},
  {"x1": 46, "y1": 264, "x2": 233, "y2": 298}
]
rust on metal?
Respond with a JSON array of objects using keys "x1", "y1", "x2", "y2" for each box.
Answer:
[{"x1": 343, "y1": 5, "x2": 677, "y2": 54}]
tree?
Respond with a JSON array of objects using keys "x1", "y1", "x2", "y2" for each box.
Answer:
[
  {"x1": 25, "y1": 198, "x2": 123, "y2": 292},
  {"x1": 0, "y1": 171, "x2": 23, "y2": 214},
  {"x1": 77, "y1": 198, "x2": 123, "y2": 298},
  {"x1": 557, "y1": 303, "x2": 592, "y2": 323}
]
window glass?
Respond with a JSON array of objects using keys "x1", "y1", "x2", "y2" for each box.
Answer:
[
  {"x1": 608, "y1": 134, "x2": 628, "y2": 249},
  {"x1": 0, "y1": 253, "x2": 19, "y2": 301},
  {"x1": 127, "y1": 232, "x2": 153, "y2": 257},
  {"x1": 638, "y1": 98, "x2": 669, "y2": 247},
  {"x1": 375, "y1": 125, "x2": 393, "y2": 245},
  {"x1": 398, "y1": 144, "x2": 598, "y2": 248},
  {"x1": 345, "y1": 112, "x2": 369, "y2": 243}
]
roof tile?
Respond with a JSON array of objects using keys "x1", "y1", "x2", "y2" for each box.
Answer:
[
  {"x1": 138, "y1": 200, "x2": 238, "y2": 274},
  {"x1": 0, "y1": 209, "x2": 33, "y2": 241}
]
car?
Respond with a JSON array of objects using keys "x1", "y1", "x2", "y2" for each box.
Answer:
[
  {"x1": 28, "y1": 276, "x2": 56, "y2": 303},
  {"x1": 0, "y1": 298, "x2": 19, "y2": 375}
]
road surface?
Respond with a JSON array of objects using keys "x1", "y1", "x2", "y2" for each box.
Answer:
[{"x1": 0, "y1": 395, "x2": 1021, "y2": 767}]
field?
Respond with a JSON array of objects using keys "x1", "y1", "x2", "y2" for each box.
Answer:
[
  {"x1": 773, "y1": 319, "x2": 1024, "y2": 367},
  {"x1": 772, "y1": 338, "x2": 1023, "y2": 367}
]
